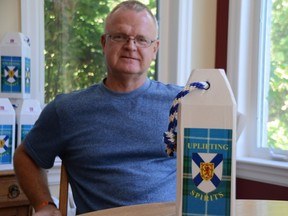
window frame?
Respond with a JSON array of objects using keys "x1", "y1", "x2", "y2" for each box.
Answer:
[
  {"x1": 21, "y1": 0, "x2": 45, "y2": 105},
  {"x1": 227, "y1": 0, "x2": 288, "y2": 186},
  {"x1": 158, "y1": 0, "x2": 193, "y2": 86}
]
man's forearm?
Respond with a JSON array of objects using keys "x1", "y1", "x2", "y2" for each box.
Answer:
[{"x1": 13, "y1": 144, "x2": 55, "y2": 211}]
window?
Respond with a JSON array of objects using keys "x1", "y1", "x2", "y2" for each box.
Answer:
[
  {"x1": 228, "y1": 0, "x2": 288, "y2": 185},
  {"x1": 44, "y1": 0, "x2": 158, "y2": 103},
  {"x1": 228, "y1": 0, "x2": 288, "y2": 161},
  {"x1": 259, "y1": 0, "x2": 288, "y2": 155}
]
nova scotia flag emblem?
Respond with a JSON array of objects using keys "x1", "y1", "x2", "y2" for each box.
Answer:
[
  {"x1": 0, "y1": 135, "x2": 9, "y2": 154},
  {"x1": 5, "y1": 66, "x2": 19, "y2": 84},
  {"x1": 192, "y1": 153, "x2": 223, "y2": 193}
]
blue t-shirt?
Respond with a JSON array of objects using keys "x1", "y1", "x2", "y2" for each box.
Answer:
[{"x1": 24, "y1": 78, "x2": 182, "y2": 214}]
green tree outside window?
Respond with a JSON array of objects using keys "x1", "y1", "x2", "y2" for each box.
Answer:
[{"x1": 267, "y1": 0, "x2": 288, "y2": 150}]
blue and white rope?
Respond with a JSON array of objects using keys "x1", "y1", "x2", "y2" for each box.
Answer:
[{"x1": 164, "y1": 81, "x2": 210, "y2": 156}]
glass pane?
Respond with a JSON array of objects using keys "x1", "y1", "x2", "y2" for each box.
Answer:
[
  {"x1": 44, "y1": 0, "x2": 158, "y2": 103},
  {"x1": 263, "y1": 0, "x2": 288, "y2": 151}
]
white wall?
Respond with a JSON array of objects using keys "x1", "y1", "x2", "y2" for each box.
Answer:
[
  {"x1": 191, "y1": 0, "x2": 216, "y2": 69},
  {"x1": 0, "y1": 0, "x2": 21, "y2": 39}
]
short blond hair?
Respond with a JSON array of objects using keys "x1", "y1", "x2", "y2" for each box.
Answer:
[{"x1": 104, "y1": 0, "x2": 158, "y2": 38}]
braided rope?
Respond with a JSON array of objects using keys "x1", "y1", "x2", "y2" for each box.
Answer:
[{"x1": 164, "y1": 81, "x2": 210, "y2": 156}]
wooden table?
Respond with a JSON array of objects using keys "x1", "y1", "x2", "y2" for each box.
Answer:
[
  {"x1": 0, "y1": 170, "x2": 32, "y2": 216},
  {"x1": 79, "y1": 200, "x2": 288, "y2": 216}
]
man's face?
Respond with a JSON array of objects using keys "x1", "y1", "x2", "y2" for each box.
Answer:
[{"x1": 101, "y1": 9, "x2": 159, "y2": 79}]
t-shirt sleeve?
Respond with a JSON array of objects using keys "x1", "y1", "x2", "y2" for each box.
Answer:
[{"x1": 23, "y1": 99, "x2": 63, "y2": 169}]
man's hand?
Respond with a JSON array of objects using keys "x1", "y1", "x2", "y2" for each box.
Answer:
[{"x1": 33, "y1": 205, "x2": 62, "y2": 216}]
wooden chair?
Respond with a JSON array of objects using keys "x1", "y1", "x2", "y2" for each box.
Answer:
[{"x1": 59, "y1": 164, "x2": 69, "y2": 215}]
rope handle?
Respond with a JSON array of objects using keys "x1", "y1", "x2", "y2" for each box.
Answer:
[{"x1": 164, "y1": 81, "x2": 210, "y2": 156}]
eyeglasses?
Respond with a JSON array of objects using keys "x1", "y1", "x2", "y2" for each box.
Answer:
[{"x1": 104, "y1": 33, "x2": 156, "y2": 48}]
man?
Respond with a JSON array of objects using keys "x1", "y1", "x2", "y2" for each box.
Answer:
[{"x1": 14, "y1": 1, "x2": 182, "y2": 215}]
